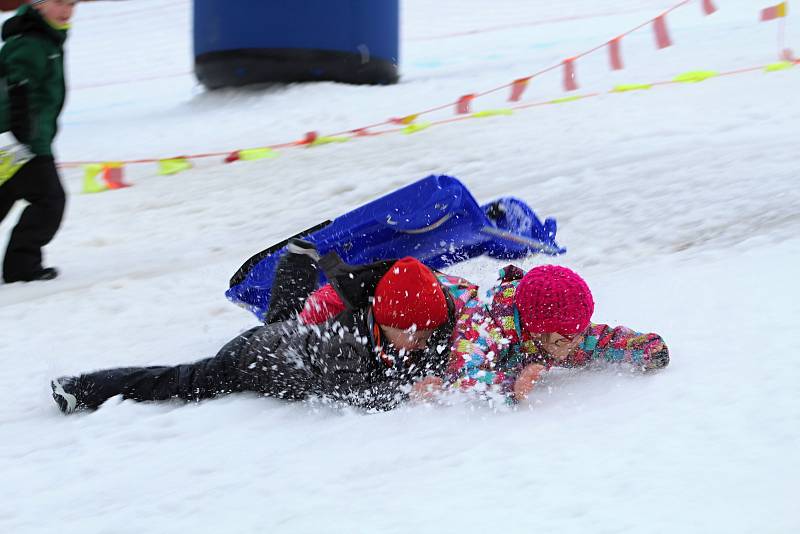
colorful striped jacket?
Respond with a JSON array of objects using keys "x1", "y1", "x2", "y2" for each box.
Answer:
[{"x1": 447, "y1": 265, "x2": 668, "y2": 399}]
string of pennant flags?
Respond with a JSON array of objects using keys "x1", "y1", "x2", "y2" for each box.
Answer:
[{"x1": 70, "y1": 0, "x2": 796, "y2": 194}]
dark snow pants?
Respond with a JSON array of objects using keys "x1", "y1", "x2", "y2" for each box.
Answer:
[
  {"x1": 264, "y1": 248, "x2": 318, "y2": 324},
  {"x1": 73, "y1": 329, "x2": 260, "y2": 409},
  {"x1": 72, "y1": 252, "x2": 320, "y2": 409},
  {"x1": 0, "y1": 156, "x2": 66, "y2": 282}
]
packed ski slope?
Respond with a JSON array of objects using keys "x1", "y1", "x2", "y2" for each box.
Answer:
[{"x1": 1, "y1": 0, "x2": 798, "y2": 532}]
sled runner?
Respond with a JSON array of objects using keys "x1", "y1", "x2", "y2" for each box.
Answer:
[{"x1": 227, "y1": 174, "x2": 564, "y2": 320}]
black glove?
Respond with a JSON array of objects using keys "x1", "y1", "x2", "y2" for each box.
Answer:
[{"x1": 8, "y1": 82, "x2": 32, "y2": 144}]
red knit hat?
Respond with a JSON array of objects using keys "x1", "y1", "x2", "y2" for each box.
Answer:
[
  {"x1": 373, "y1": 257, "x2": 449, "y2": 329},
  {"x1": 515, "y1": 265, "x2": 594, "y2": 336}
]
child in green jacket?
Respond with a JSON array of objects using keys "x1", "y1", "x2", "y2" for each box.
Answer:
[{"x1": 0, "y1": 0, "x2": 77, "y2": 283}]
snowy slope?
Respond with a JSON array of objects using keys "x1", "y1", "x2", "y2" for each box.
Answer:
[{"x1": 1, "y1": 0, "x2": 799, "y2": 532}]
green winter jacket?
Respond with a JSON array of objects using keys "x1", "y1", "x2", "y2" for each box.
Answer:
[{"x1": 0, "y1": 5, "x2": 67, "y2": 157}]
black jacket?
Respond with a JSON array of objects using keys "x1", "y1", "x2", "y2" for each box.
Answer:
[
  {"x1": 234, "y1": 252, "x2": 456, "y2": 411},
  {"x1": 69, "y1": 253, "x2": 457, "y2": 413}
]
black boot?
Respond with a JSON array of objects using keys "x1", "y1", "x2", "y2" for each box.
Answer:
[
  {"x1": 286, "y1": 238, "x2": 320, "y2": 261},
  {"x1": 5, "y1": 266, "x2": 58, "y2": 283},
  {"x1": 51, "y1": 376, "x2": 83, "y2": 414},
  {"x1": 264, "y1": 239, "x2": 321, "y2": 324}
]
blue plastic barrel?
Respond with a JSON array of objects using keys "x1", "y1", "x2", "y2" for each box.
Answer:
[{"x1": 194, "y1": 0, "x2": 399, "y2": 89}]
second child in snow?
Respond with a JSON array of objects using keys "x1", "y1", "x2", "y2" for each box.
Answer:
[{"x1": 447, "y1": 264, "x2": 670, "y2": 403}]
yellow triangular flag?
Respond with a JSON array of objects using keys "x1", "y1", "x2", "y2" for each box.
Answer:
[
  {"x1": 402, "y1": 121, "x2": 432, "y2": 135},
  {"x1": 239, "y1": 148, "x2": 278, "y2": 161},
  {"x1": 764, "y1": 61, "x2": 794, "y2": 72},
  {"x1": 611, "y1": 83, "x2": 653, "y2": 93},
  {"x1": 673, "y1": 71, "x2": 718, "y2": 83},
  {"x1": 82, "y1": 163, "x2": 109, "y2": 194},
  {"x1": 158, "y1": 158, "x2": 192, "y2": 175},
  {"x1": 550, "y1": 95, "x2": 584, "y2": 104},
  {"x1": 471, "y1": 109, "x2": 514, "y2": 118},
  {"x1": 309, "y1": 136, "x2": 350, "y2": 147}
]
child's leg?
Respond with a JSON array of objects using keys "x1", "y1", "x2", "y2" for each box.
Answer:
[
  {"x1": 0, "y1": 184, "x2": 17, "y2": 224},
  {"x1": 2, "y1": 157, "x2": 65, "y2": 281},
  {"x1": 264, "y1": 239, "x2": 320, "y2": 324},
  {"x1": 54, "y1": 328, "x2": 260, "y2": 411}
]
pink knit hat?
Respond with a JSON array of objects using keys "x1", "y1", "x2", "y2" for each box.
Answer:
[{"x1": 515, "y1": 265, "x2": 594, "y2": 336}]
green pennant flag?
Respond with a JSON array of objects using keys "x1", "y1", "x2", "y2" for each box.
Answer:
[
  {"x1": 673, "y1": 70, "x2": 718, "y2": 83},
  {"x1": 82, "y1": 163, "x2": 109, "y2": 194},
  {"x1": 309, "y1": 136, "x2": 350, "y2": 147},
  {"x1": 471, "y1": 108, "x2": 514, "y2": 118},
  {"x1": 158, "y1": 158, "x2": 192, "y2": 175},
  {"x1": 611, "y1": 83, "x2": 653, "y2": 93},
  {"x1": 402, "y1": 121, "x2": 432, "y2": 135},
  {"x1": 239, "y1": 148, "x2": 278, "y2": 161},
  {"x1": 764, "y1": 61, "x2": 794, "y2": 72},
  {"x1": 550, "y1": 95, "x2": 584, "y2": 104}
]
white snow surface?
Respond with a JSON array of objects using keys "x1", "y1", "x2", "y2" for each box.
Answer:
[{"x1": 1, "y1": 0, "x2": 799, "y2": 532}]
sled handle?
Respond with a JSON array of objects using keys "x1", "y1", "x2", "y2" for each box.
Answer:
[
  {"x1": 393, "y1": 213, "x2": 453, "y2": 234},
  {"x1": 479, "y1": 226, "x2": 562, "y2": 255}
]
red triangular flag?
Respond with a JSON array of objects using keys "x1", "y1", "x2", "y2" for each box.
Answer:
[
  {"x1": 653, "y1": 15, "x2": 672, "y2": 49},
  {"x1": 102, "y1": 165, "x2": 130, "y2": 189},
  {"x1": 761, "y1": 3, "x2": 787, "y2": 21},
  {"x1": 456, "y1": 94, "x2": 476, "y2": 114},
  {"x1": 225, "y1": 150, "x2": 241, "y2": 163},
  {"x1": 701, "y1": 0, "x2": 717, "y2": 15},
  {"x1": 563, "y1": 59, "x2": 578, "y2": 91},
  {"x1": 608, "y1": 38, "x2": 624, "y2": 70},
  {"x1": 509, "y1": 77, "x2": 531, "y2": 102},
  {"x1": 302, "y1": 131, "x2": 319, "y2": 145}
]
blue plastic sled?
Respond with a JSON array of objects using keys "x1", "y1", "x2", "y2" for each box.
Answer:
[{"x1": 227, "y1": 174, "x2": 565, "y2": 320}]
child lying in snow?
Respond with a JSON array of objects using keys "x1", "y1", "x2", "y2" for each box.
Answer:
[
  {"x1": 443, "y1": 264, "x2": 670, "y2": 403},
  {"x1": 50, "y1": 241, "x2": 482, "y2": 414},
  {"x1": 51, "y1": 240, "x2": 667, "y2": 413}
]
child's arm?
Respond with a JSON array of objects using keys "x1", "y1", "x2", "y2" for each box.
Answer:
[
  {"x1": 511, "y1": 363, "x2": 546, "y2": 401},
  {"x1": 579, "y1": 324, "x2": 670, "y2": 371},
  {"x1": 445, "y1": 299, "x2": 509, "y2": 394},
  {"x1": 3, "y1": 37, "x2": 47, "y2": 144}
]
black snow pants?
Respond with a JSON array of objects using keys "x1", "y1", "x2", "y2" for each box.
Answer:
[
  {"x1": 0, "y1": 156, "x2": 66, "y2": 282},
  {"x1": 72, "y1": 251, "x2": 320, "y2": 409}
]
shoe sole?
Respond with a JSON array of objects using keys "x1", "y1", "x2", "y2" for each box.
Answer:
[
  {"x1": 4, "y1": 268, "x2": 59, "y2": 283},
  {"x1": 51, "y1": 380, "x2": 77, "y2": 414}
]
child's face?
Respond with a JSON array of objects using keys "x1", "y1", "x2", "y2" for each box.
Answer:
[
  {"x1": 534, "y1": 331, "x2": 585, "y2": 361},
  {"x1": 381, "y1": 325, "x2": 435, "y2": 352},
  {"x1": 36, "y1": 0, "x2": 77, "y2": 27}
]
